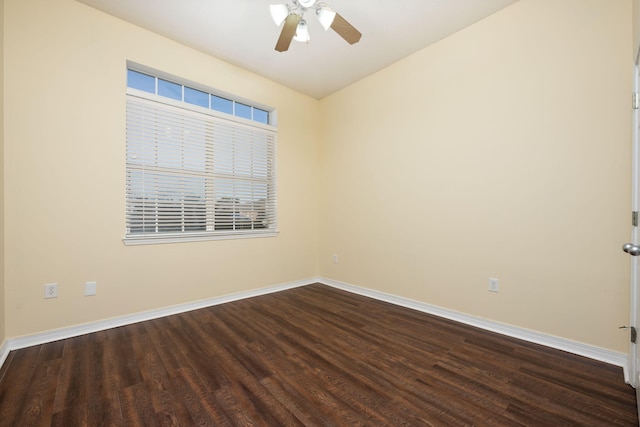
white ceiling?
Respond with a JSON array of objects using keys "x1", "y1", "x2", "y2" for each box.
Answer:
[{"x1": 76, "y1": 0, "x2": 519, "y2": 99}]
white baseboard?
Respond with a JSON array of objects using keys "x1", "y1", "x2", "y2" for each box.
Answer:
[
  {"x1": 0, "y1": 276, "x2": 629, "y2": 381},
  {"x1": 0, "y1": 339, "x2": 10, "y2": 372},
  {"x1": 318, "y1": 277, "x2": 629, "y2": 373},
  {"x1": 6, "y1": 278, "x2": 314, "y2": 352}
]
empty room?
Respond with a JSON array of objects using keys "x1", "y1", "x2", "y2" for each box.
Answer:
[{"x1": 0, "y1": 0, "x2": 639, "y2": 424}]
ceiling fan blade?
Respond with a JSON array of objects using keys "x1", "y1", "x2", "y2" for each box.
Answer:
[
  {"x1": 275, "y1": 14, "x2": 301, "y2": 52},
  {"x1": 330, "y1": 13, "x2": 362, "y2": 45}
]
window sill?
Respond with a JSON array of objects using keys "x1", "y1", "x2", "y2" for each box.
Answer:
[{"x1": 123, "y1": 230, "x2": 279, "y2": 246}]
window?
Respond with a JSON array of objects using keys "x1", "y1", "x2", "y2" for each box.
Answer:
[
  {"x1": 126, "y1": 69, "x2": 271, "y2": 124},
  {"x1": 125, "y1": 66, "x2": 277, "y2": 244}
]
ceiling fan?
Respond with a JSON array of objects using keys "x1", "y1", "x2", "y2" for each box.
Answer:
[{"x1": 270, "y1": 0, "x2": 362, "y2": 52}]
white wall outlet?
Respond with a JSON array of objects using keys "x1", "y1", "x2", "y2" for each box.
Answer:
[
  {"x1": 44, "y1": 283, "x2": 58, "y2": 299},
  {"x1": 488, "y1": 278, "x2": 499, "y2": 293},
  {"x1": 332, "y1": 254, "x2": 339, "y2": 264},
  {"x1": 85, "y1": 281, "x2": 97, "y2": 296}
]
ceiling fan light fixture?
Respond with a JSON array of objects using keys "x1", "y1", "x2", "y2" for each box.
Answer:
[
  {"x1": 269, "y1": 4, "x2": 289, "y2": 26},
  {"x1": 271, "y1": 1, "x2": 360, "y2": 52},
  {"x1": 293, "y1": 19, "x2": 310, "y2": 43},
  {"x1": 316, "y1": 6, "x2": 336, "y2": 31}
]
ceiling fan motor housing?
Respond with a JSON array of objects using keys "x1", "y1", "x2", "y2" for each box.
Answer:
[{"x1": 297, "y1": 0, "x2": 318, "y2": 8}]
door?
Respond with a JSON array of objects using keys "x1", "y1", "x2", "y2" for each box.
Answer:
[
  {"x1": 634, "y1": 64, "x2": 640, "y2": 413},
  {"x1": 623, "y1": 63, "x2": 640, "y2": 393}
]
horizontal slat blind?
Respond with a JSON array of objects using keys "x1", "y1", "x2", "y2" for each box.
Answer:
[{"x1": 126, "y1": 94, "x2": 276, "y2": 241}]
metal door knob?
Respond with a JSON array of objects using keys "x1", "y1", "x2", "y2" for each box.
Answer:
[{"x1": 623, "y1": 243, "x2": 640, "y2": 256}]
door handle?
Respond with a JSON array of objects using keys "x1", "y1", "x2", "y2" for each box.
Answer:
[{"x1": 623, "y1": 243, "x2": 640, "y2": 256}]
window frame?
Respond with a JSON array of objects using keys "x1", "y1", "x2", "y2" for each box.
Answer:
[{"x1": 123, "y1": 66, "x2": 278, "y2": 246}]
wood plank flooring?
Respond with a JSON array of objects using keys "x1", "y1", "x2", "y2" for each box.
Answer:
[{"x1": 0, "y1": 283, "x2": 636, "y2": 426}]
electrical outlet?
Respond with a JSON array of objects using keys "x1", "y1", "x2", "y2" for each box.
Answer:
[
  {"x1": 44, "y1": 283, "x2": 58, "y2": 299},
  {"x1": 488, "y1": 278, "x2": 499, "y2": 293},
  {"x1": 85, "y1": 281, "x2": 97, "y2": 296},
  {"x1": 332, "y1": 254, "x2": 339, "y2": 264}
]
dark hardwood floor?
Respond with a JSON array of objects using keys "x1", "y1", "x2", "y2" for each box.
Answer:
[{"x1": 0, "y1": 283, "x2": 636, "y2": 426}]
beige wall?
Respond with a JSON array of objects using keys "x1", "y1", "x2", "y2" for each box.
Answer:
[
  {"x1": 635, "y1": 0, "x2": 640, "y2": 59},
  {"x1": 3, "y1": 0, "x2": 319, "y2": 337},
  {"x1": 0, "y1": 0, "x2": 5, "y2": 346},
  {"x1": 319, "y1": 0, "x2": 633, "y2": 352},
  {"x1": 0, "y1": 0, "x2": 634, "y2": 356}
]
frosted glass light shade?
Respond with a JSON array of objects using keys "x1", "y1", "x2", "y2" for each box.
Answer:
[
  {"x1": 294, "y1": 20, "x2": 310, "y2": 42},
  {"x1": 270, "y1": 4, "x2": 289, "y2": 26},
  {"x1": 316, "y1": 6, "x2": 336, "y2": 31}
]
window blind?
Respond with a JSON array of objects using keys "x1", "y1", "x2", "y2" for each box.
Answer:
[{"x1": 125, "y1": 94, "x2": 277, "y2": 243}]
